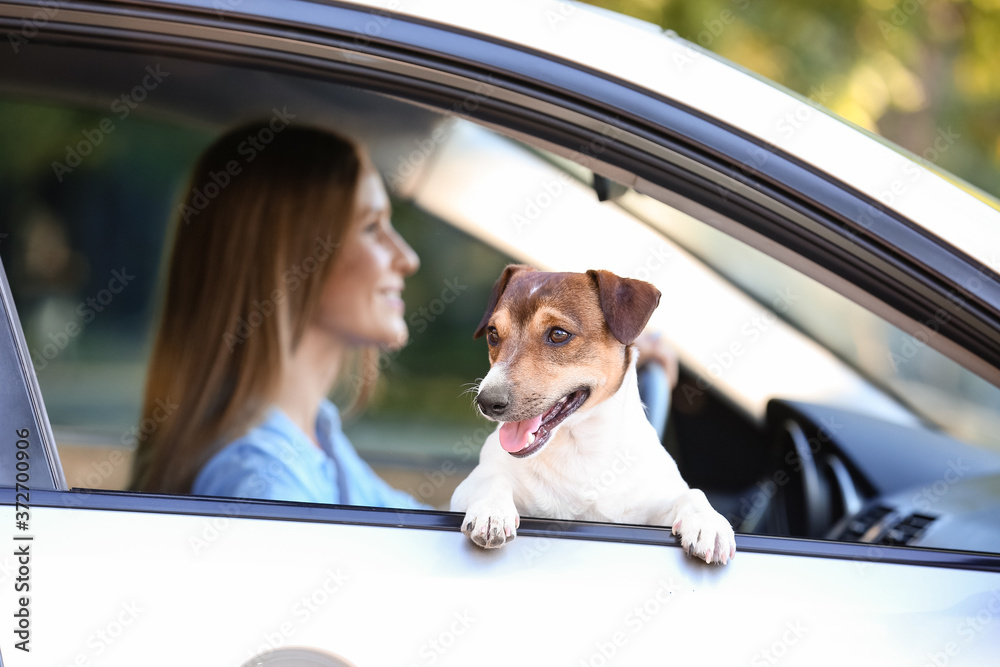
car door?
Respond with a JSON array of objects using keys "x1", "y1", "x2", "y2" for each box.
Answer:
[{"x1": 1, "y1": 1, "x2": 999, "y2": 666}]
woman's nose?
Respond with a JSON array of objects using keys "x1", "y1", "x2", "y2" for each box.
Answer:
[{"x1": 391, "y1": 229, "x2": 420, "y2": 276}]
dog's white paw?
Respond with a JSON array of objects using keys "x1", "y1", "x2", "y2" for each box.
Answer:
[
  {"x1": 461, "y1": 499, "x2": 520, "y2": 549},
  {"x1": 667, "y1": 491, "x2": 736, "y2": 565}
]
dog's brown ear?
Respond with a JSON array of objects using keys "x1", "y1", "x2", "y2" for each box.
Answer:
[
  {"x1": 587, "y1": 269, "x2": 661, "y2": 345},
  {"x1": 474, "y1": 264, "x2": 534, "y2": 339}
]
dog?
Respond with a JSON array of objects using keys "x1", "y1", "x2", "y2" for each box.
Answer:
[{"x1": 450, "y1": 265, "x2": 736, "y2": 564}]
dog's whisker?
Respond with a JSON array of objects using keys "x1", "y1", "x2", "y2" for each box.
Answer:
[{"x1": 458, "y1": 379, "x2": 483, "y2": 399}]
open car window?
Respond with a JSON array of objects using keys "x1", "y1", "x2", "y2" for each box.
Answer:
[
  {"x1": 0, "y1": 91, "x2": 906, "y2": 490},
  {"x1": 2, "y1": 30, "x2": 1000, "y2": 557}
]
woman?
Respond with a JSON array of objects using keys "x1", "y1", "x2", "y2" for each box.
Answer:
[{"x1": 130, "y1": 121, "x2": 424, "y2": 508}]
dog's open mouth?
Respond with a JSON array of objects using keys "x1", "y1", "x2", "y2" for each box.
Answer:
[{"x1": 499, "y1": 388, "x2": 590, "y2": 458}]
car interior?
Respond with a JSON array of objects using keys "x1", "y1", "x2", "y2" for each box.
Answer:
[{"x1": 3, "y1": 38, "x2": 1000, "y2": 557}]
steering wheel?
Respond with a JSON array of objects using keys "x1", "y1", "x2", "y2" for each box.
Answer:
[
  {"x1": 778, "y1": 419, "x2": 835, "y2": 537},
  {"x1": 739, "y1": 419, "x2": 835, "y2": 538}
]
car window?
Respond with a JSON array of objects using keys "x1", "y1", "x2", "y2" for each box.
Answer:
[
  {"x1": 2, "y1": 39, "x2": 999, "y2": 557},
  {"x1": 0, "y1": 94, "x2": 513, "y2": 503},
  {"x1": 618, "y1": 190, "x2": 1000, "y2": 452},
  {"x1": 0, "y1": 90, "x2": 925, "y2": 489}
]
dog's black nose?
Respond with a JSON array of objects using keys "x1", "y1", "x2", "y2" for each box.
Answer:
[{"x1": 477, "y1": 392, "x2": 510, "y2": 419}]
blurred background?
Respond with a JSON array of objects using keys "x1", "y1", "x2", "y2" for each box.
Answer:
[{"x1": 584, "y1": 0, "x2": 1000, "y2": 200}]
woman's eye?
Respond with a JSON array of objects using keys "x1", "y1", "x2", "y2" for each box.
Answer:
[
  {"x1": 548, "y1": 328, "x2": 571, "y2": 344},
  {"x1": 487, "y1": 327, "x2": 500, "y2": 346}
]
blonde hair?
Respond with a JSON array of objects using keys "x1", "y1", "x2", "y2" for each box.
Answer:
[{"x1": 131, "y1": 122, "x2": 377, "y2": 494}]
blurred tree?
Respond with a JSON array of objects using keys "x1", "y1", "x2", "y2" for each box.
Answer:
[{"x1": 583, "y1": 0, "x2": 1000, "y2": 199}]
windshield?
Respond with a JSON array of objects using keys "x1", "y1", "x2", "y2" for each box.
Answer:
[{"x1": 622, "y1": 190, "x2": 1000, "y2": 452}]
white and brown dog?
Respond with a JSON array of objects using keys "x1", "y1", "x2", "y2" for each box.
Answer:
[{"x1": 450, "y1": 265, "x2": 736, "y2": 564}]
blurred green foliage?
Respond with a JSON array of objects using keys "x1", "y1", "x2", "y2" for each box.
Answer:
[{"x1": 583, "y1": 0, "x2": 1000, "y2": 198}]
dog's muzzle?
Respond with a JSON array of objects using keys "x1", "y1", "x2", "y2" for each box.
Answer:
[{"x1": 496, "y1": 388, "x2": 590, "y2": 459}]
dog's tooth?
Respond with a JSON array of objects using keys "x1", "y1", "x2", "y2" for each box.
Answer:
[{"x1": 527, "y1": 432, "x2": 536, "y2": 445}]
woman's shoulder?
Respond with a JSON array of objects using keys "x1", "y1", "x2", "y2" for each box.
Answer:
[
  {"x1": 218, "y1": 409, "x2": 324, "y2": 464},
  {"x1": 190, "y1": 408, "x2": 332, "y2": 502}
]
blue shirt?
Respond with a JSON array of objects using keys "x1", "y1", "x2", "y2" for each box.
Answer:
[{"x1": 192, "y1": 399, "x2": 425, "y2": 509}]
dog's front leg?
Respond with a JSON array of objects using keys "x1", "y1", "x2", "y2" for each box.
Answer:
[
  {"x1": 657, "y1": 489, "x2": 736, "y2": 565},
  {"x1": 451, "y1": 473, "x2": 520, "y2": 549}
]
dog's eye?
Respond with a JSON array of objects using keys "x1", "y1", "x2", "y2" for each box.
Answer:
[
  {"x1": 487, "y1": 327, "x2": 500, "y2": 346},
  {"x1": 548, "y1": 328, "x2": 572, "y2": 344}
]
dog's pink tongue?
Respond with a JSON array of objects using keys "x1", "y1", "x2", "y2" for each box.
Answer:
[{"x1": 499, "y1": 415, "x2": 543, "y2": 453}]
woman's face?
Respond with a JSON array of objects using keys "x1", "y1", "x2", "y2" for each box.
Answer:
[{"x1": 314, "y1": 169, "x2": 420, "y2": 349}]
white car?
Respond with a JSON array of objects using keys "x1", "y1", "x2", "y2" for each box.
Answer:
[{"x1": 1, "y1": 0, "x2": 999, "y2": 665}]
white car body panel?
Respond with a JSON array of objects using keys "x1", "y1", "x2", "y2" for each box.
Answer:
[{"x1": 3, "y1": 504, "x2": 998, "y2": 667}]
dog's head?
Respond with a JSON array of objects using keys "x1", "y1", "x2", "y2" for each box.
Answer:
[{"x1": 473, "y1": 265, "x2": 661, "y2": 459}]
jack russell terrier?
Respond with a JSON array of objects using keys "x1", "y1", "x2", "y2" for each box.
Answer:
[{"x1": 450, "y1": 265, "x2": 736, "y2": 564}]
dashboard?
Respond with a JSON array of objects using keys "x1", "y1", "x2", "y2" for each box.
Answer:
[{"x1": 765, "y1": 400, "x2": 1000, "y2": 553}]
